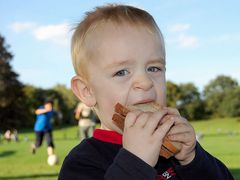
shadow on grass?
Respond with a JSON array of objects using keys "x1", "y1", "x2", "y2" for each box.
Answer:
[
  {"x1": 0, "y1": 173, "x2": 58, "y2": 179},
  {"x1": 0, "y1": 150, "x2": 16, "y2": 157},
  {"x1": 230, "y1": 168, "x2": 240, "y2": 180}
]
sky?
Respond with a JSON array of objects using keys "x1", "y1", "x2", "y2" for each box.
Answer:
[{"x1": 0, "y1": 0, "x2": 240, "y2": 91}]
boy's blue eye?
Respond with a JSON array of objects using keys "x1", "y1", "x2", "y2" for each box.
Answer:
[
  {"x1": 147, "y1": 66, "x2": 162, "y2": 72},
  {"x1": 114, "y1": 69, "x2": 129, "y2": 77}
]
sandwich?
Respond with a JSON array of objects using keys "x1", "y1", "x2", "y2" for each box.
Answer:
[{"x1": 112, "y1": 102, "x2": 181, "y2": 159}]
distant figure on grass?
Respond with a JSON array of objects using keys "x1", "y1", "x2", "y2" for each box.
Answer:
[
  {"x1": 31, "y1": 99, "x2": 55, "y2": 156},
  {"x1": 74, "y1": 102, "x2": 96, "y2": 141},
  {"x1": 4, "y1": 130, "x2": 12, "y2": 142},
  {"x1": 4, "y1": 129, "x2": 19, "y2": 142}
]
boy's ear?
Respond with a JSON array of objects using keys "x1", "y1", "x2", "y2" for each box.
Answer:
[{"x1": 71, "y1": 76, "x2": 96, "y2": 107}]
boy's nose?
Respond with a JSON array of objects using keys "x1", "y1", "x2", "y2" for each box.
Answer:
[{"x1": 133, "y1": 74, "x2": 153, "y2": 91}]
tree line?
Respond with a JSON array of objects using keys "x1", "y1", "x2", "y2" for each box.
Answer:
[
  {"x1": 167, "y1": 76, "x2": 240, "y2": 120},
  {"x1": 1, "y1": 34, "x2": 240, "y2": 130}
]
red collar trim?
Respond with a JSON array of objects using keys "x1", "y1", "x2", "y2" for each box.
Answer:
[{"x1": 93, "y1": 129, "x2": 122, "y2": 145}]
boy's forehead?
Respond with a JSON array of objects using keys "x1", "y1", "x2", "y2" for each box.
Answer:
[
  {"x1": 93, "y1": 21, "x2": 158, "y2": 36},
  {"x1": 86, "y1": 23, "x2": 165, "y2": 67},
  {"x1": 86, "y1": 22, "x2": 164, "y2": 53}
]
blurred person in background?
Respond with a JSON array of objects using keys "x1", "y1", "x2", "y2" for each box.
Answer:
[
  {"x1": 4, "y1": 129, "x2": 18, "y2": 142},
  {"x1": 31, "y1": 99, "x2": 55, "y2": 156},
  {"x1": 74, "y1": 102, "x2": 96, "y2": 141}
]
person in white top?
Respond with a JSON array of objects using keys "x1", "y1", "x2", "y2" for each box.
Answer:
[{"x1": 74, "y1": 102, "x2": 95, "y2": 141}]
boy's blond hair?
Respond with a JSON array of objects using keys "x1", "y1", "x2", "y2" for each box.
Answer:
[{"x1": 71, "y1": 4, "x2": 165, "y2": 78}]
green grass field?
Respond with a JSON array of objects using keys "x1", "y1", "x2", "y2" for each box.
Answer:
[
  {"x1": 0, "y1": 118, "x2": 239, "y2": 180},
  {"x1": 191, "y1": 118, "x2": 240, "y2": 179}
]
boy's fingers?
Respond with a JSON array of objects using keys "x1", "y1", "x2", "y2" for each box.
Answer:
[
  {"x1": 167, "y1": 124, "x2": 189, "y2": 135},
  {"x1": 163, "y1": 107, "x2": 180, "y2": 116},
  {"x1": 160, "y1": 114, "x2": 171, "y2": 124},
  {"x1": 124, "y1": 110, "x2": 142, "y2": 129},
  {"x1": 168, "y1": 132, "x2": 195, "y2": 144},
  {"x1": 153, "y1": 118, "x2": 175, "y2": 140},
  {"x1": 167, "y1": 115, "x2": 188, "y2": 126},
  {"x1": 144, "y1": 110, "x2": 168, "y2": 133},
  {"x1": 167, "y1": 116, "x2": 194, "y2": 135},
  {"x1": 134, "y1": 112, "x2": 151, "y2": 128}
]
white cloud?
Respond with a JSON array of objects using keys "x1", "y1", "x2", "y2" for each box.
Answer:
[
  {"x1": 177, "y1": 34, "x2": 199, "y2": 48},
  {"x1": 10, "y1": 22, "x2": 36, "y2": 33},
  {"x1": 33, "y1": 23, "x2": 70, "y2": 45},
  {"x1": 169, "y1": 23, "x2": 190, "y2": 32},
  {"x1": 166, "y1": 23, "x2": 199, "y2": 48},
  {"x1": 10, "y1": 21, "x2": 71, "y2": 46}
]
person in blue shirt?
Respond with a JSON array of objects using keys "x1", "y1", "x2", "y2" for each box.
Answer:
[{"x1": 32, "y1": 100, "x2": 55, "y2": 156}]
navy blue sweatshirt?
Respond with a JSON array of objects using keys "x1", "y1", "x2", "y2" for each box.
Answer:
[{"x1": 59, "y1": 129, "x2": 233, "y2": 180}]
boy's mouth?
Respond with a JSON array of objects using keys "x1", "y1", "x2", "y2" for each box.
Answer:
[{"x1": 132, "y1": 99, "x2": 154, "y2": 106}]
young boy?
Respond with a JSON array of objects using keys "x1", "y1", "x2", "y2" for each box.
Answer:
[{"x1": 59, "y1": 4, "x2": 233, "y2": 180}]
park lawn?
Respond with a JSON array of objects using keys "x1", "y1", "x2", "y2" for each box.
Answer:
[
  {"x1": 0, "y1": 126, "x2": 80, "y2": 180},
  {"x1": 191, "y1": 117, "x2": 240, "y2": 179},
  {"x1": 0, "y1": 118, "x2": 239, "y2": 179}
]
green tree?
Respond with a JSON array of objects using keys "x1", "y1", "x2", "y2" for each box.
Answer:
[
  {"x1": 166, "y1": 81, "x2": 181, "y2": 107},
  {"x1": 0, "y1": 35, "x2": 26, "y2": 129},
  {"x1": 22, "y1": 85, "x2": 47, "y2": 126},
  {"x1": 219, "y1": 87, "x2": 240, "y2": 117},
  {"x1": 167, "y1": 81, "x2": 204, "y2": 120},
  {"x1": 177, "y1": 83, "x2": 205, "y2": 120},
  {"x1": 203, "y1": 75, "x2": 239, "y2": 117},
  {"x1": 52, "y1": 84, "x2": 78, "y2": 124}
]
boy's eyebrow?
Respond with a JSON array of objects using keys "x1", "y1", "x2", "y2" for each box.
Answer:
[
  {"x1": 104, "y1": 57, "x2": 166, "y2": 70},
  {"x1": 148, "y1": 58, "x2": 166, "y2": 65},
  {"x1": 104, "y1": 59, "x2": 134, "y2": 69}
]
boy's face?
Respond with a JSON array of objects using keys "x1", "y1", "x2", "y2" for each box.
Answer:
[{"x1": 79, "y1": 23, "x2": 166, "y2": 133}]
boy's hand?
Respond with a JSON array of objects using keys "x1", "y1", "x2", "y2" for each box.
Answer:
[
  {"x1": 122, "y1": 109, "x2": 175, "y2": 167},
  {"x1": 164, "y1": 107, "x2": 196, "y2": 165}
]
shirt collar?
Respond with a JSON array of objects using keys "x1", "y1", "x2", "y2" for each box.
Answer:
[{"x1": 93, "y1": 129, "x2": 122, "y2": 145}]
